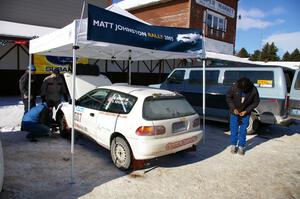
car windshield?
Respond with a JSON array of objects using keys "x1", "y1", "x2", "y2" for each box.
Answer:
[{"x1": 143, "y1": 96, "x2": 196, "y2": 120}]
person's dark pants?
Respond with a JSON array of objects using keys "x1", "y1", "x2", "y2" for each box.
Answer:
[
  {"x1": 21, "y1": 122, "x2": 50, "y2": 139},
  {"x1": 23, "y1": 98, "x2": 36, "y2": 113},
  {"x1": 230, "y1": 114, "x2": 250, "y2": 148}
]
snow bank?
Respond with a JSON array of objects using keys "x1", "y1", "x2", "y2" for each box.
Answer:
[{"x1": 0, "y1": 97, "x2": 23, "y2": 132}]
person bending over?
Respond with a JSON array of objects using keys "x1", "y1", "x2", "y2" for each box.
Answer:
[{"x1": 226, "y1": 77, "x2": 260, "y2": 155}]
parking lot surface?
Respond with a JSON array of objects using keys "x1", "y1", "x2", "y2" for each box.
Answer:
[{"x1": 0, "y1": 117, "x2": 299, "y2": 199}]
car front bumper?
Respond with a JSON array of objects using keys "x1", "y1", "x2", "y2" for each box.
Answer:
[{"x1": 128, "y1": 130, "x2": 203, "y2": 160}]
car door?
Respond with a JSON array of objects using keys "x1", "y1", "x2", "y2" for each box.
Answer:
[
  {"x1": 97, "y1": 91, "x2": 137, "y2": 148},
  {"x1": 75, "y1": 89, "x2": 110, "y2": 139},
  {"x1": 289, "y1": 69, "x2": 300, "y2": 118},
  {"x1": 182, "y1": 70, "x2": 223, "y2": 120},
  {"x1": 95, "y1": 91, "x2": 124, "y2": 147}
]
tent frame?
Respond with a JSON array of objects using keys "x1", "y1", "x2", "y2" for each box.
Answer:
[{"x1": 27, "y1": 3, "x2": 206, "y2": 184}]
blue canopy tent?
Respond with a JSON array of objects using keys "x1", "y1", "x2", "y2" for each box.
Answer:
[{"x1": 29, "y1": 3, "x2": 206, "y2": 182}]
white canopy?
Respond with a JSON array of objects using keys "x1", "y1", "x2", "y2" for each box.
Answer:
[
  {"x1": 28, "y1": 3, "x2": 205, "y2": 183},
  {"x1": 29, "y1": 4, "x2": 201, "y2": 61},
  {"x1": 0, "y1": 20, "x2": 57, "y2": 39}
]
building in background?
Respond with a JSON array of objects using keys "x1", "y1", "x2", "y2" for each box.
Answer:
[
  {"x1": 117, "y1": 0, "x2": 238, "y2": 55},
  {"x1": 0, "y1": 0, "x2": 111, "y2": 95}
]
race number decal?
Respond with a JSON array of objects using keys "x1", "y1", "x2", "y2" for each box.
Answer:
[{"x1": 74, "y1": 112, "x2": 82, "y2": 122}]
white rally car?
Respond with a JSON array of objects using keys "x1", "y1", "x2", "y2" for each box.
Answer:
[{"x1": 59, "y1": 85, "x2": 203, "y2": 170}]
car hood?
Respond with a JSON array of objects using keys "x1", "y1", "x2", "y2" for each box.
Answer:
[{"x1": 64, "y1": 72, "x2": 112, "y2": 99}]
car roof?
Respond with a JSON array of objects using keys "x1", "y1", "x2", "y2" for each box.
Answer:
[
  {"x1": 174, "y1": 65, "x2": 283, "y2": 69},
  {"x1": 172, "y1": 65, "x2": 293, "y2": 71},
  {"x1": 98, "y1": 85, "x2": 177, "y2": 98}
]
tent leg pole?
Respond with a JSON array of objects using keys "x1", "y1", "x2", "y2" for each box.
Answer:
[
  {"x1": 202, "y1": 59, "x2": 206, "y2": 144},
  {"x1": 70, "y1": 47, "x2": 77, "y2": 184},
  {"x1": 28, "y1": 54, "x2": 32, "y2": 112},
  {"x1": 128, "y1": 50, "x2": 132, "y2": 85}
]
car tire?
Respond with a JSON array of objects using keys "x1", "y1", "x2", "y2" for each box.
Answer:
[
  {"x1": 110, "y1": 136, "x2": 132, "y2": 171},
  {"x1": 56, "y1": 112, "x2": 70, "y2": 139},
  {"x1": 247, "y1": 113, "x2": 260, "y2": 135}
]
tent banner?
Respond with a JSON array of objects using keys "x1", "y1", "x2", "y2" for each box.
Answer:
[
  {"x1": 87, "y1": 4, "x2": 202, "y2": 54},
  {"x1": 34, "y1": 55, "x2": 88, "y2": 74}
]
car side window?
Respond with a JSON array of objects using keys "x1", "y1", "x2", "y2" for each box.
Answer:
[
  {"x1": 189, "y1": 70, "x2": 219, "y2": 85},
  {"x1": 102, "y1": 91, "x2": 137, "y2": 114},
  {"x1": 295, "y1": 72, "x2": 300, "y2": 90},
  {"x1": 77, "y1": 89, "x2": 110, "y2": 110},
  {"x1": 166, "y1": 70, "x2": 185, "y2": 84},
  {"x1": 224, "y1": 71, "x2": 274, "y2": 88}
]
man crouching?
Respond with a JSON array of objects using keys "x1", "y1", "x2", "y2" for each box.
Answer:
[{"x1": 21, "y1": 101, "x2": 55, "y2": 142}]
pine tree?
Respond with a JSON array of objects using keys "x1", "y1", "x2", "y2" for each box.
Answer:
[
  {"x1": 249, "y1": 50, "x2": 261, "y2": 61},
  {"x1": 237, "y1": 48, "x2": 250, "y2": 58},
  {"x1": 269, "y1": 42, "x2": 280, "y2": 61},
  {"x1": 290, "y1": 48, "x2": 300, "y2": 61},
  {"x1": 282, "y1": 51, "x2": 291, "y2": 61},
  {"x1": 260, "y1": 42, "x2": 280, "y2": 61}
]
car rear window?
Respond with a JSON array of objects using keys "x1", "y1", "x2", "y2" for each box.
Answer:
[
  {"x1": 295, "y1": 72, "x2": 300, "y2": 90},
  {"x1": 143, "y1": 96, "x2": 196, "y2": 120},
  {"x1": 224, "y1": 71, "x2": 274, "y2": 88}
]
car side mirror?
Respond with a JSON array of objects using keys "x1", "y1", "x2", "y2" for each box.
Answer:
[{"x1": 68, "y1": 99, "x2": 79, "y2": 105}]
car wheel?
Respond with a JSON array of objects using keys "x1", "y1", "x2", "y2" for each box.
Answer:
[
  {"x1": 56, "y1": 112, "x2": 70, "y2": 139},
  {"x1": 110, "y1": 137, "x2": 132, "y2": 171},
  {"x1": 247, "y1": 113, "x2": 260, "y2": 135}
]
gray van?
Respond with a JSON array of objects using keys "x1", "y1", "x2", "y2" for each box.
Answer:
[
  {"x1": 152, "y1": 66, "x2": 291, "y2": 134},
  {"x1": 289, "y1": 68, "x2": 300, "y2": 119}
]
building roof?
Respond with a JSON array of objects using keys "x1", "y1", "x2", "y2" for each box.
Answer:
[
  {"x1": 0, "y1": 20, "x2": 57, "y2": 39},
  {"x1": 117, "y1": 0, "x2": 169, "y2": 10}
]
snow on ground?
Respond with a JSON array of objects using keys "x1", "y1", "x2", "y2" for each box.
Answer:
[
  {"x1": 0, "y1": 97, "x2": 24, "y2": 132},
  {"x1": 0, "y1": 96, "x2": 299, "y2": 199}
]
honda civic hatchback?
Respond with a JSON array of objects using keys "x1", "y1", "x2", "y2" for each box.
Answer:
[{"x1": 59, "y1": 85, "x2": 203, "y2": 170}]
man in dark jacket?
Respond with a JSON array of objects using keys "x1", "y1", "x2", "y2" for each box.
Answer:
[
  {"x1": 19, "y1": 65, "x2": 38, "y2": 113},
  {"x1": 41, "y1": 68, "x2": 68, "y2": 107},
  {"x1": 226, "y1": 77, "x2": 260, "y2": 155}
]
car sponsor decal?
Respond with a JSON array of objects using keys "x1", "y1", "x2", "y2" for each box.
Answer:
[
  {"x1": 74, "y1": 112, "x2": 82, "y2": 122},
  {"x1": 75, "y1": 106, "x2": 85, "y2": 113},
  {"x1": 257, "y1": 80, "x2": 273, "y2": 88},
  {"x1": 165, "y1": 136, "x2": 198, "y2": 150},
  {"x1": 74, "y1": 122, "x2": 88, "y2": 132}
]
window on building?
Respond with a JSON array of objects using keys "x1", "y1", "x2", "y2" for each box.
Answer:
[
  {"x1": 205, "y1": 11, "x2": 226, "y2": 38},
  {"x1": 206, "y1": 12, "x2": 226, "y2": 31}
]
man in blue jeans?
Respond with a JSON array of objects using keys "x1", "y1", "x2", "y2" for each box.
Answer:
[
  {"x1": 226, "y1": 77, "x2": 260, "y2": 155},
  {"x1": 21, "y1": 101, "x2": 54, "y2": 142}
]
